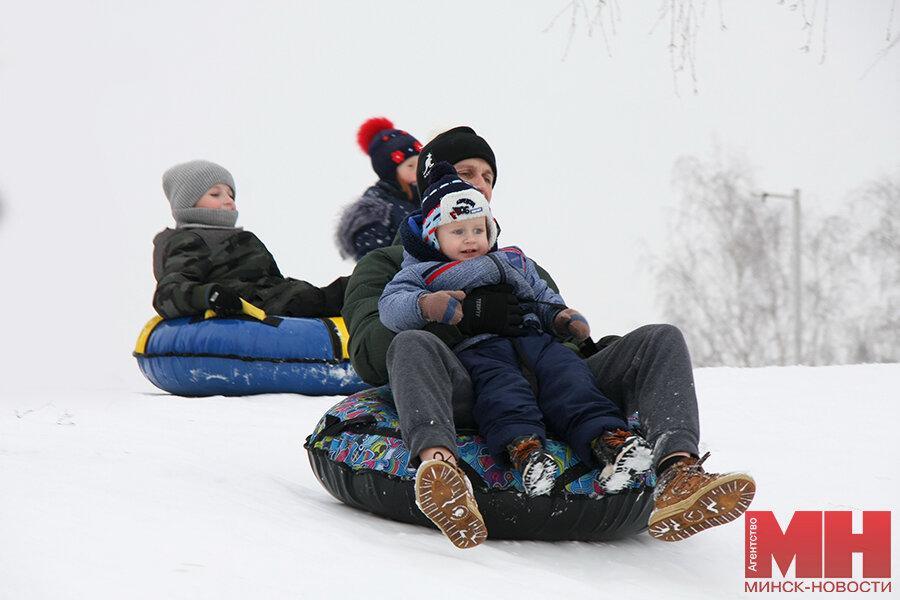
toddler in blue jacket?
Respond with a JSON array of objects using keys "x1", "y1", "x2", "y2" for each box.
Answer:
[{"x1": 379, "y1": 162, "x2": 653, "y2": 497}]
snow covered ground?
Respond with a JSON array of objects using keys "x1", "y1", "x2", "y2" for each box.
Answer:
[{"x1": 1, "y1": 363, "x2": 896, "y2": 599}]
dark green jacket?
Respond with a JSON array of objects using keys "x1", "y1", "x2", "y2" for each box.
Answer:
[
  {"x1": 152, "y1": 227, "x2": 321, "y2": 319},
  {"x1": 342, "y1": 244, "x2": 562, "y2": 386}
]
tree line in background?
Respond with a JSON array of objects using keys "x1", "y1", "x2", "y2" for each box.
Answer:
[{"x1": 653, "y1": 153, "x2": 899, "y2": 367}]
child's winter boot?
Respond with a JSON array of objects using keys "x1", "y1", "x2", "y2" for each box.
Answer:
[
  {"x1": 506, "y1": 434, "x2": 559, "y2": 497},
  {"x1": 591, "y1": 428, "x2": 653, "y2": 493}
]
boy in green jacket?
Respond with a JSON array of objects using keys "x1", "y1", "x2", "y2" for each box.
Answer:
[{"x1": 153, "y1": 160, "x2": 347, "y2": 320}]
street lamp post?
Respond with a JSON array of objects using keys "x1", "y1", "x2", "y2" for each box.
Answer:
[{"x1": 761, "y1": 189, "x2": 802, "y2": 365}]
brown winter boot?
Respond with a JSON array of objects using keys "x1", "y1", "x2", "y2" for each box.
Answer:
[
  {"x1": 414, "y1": 458, "x2": 487, "y2": 549},
  {"x1": 648, "y1": 452, "x2": 756, "y2": 542}
]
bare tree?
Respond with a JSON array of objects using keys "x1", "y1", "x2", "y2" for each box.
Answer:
[
  {"x1": 545, "y1": 0, "x2": 717, "y2": 93},
  {"x1": 842, "y1": 171, "x2": 900, "y2": 362},
  {"x1": 654, "y1": 154, "x2": 900, "y2": 366},
  {"x1": 654, "y1": 152, "x2": 797, "y2": 366},
  {"x1": 799, "y1": 212, "x2": 857, "y2": 365},
  {"x1": 546, "y1": 0, "x2": 900, "y2": 92}
]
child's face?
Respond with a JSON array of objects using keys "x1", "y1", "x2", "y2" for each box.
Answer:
[
  {"x1": 396, "y1": 156, "x2": 418, "y2": 186},
  {"x1": 195, "y1": 184, "x2": 236, "y2": 210},
  {"x1": 436, "y1": 217, "x2": 490, "y2": 261}
]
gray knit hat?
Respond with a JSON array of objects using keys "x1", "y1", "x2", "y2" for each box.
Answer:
[{"x1": 162, "y1": 160, "x2": 238, "y2": 228}]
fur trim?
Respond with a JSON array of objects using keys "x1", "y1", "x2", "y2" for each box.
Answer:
[{"x1": 335, "y1": 194, "x2": 392, "y2": 259}]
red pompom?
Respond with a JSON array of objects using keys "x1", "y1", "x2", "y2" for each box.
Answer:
[{"x1": 357, "y1": 117, "x2": 394, "y2": 155}]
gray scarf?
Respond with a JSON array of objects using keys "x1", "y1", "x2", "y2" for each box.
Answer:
[{"x1": 174, "y1": 207, "x2": 239, "y2": 229}]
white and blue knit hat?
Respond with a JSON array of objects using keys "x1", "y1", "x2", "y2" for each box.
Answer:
[{"x1": 420, "y1": 161, "x2": 497, "y2": 251}]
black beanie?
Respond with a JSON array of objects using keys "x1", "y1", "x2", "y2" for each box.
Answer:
[{"x1": 416, "y1": 126, "x2": 497, "y2": 197}]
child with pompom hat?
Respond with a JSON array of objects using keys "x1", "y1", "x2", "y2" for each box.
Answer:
[{"x1": 335, "y1": 117, "x2": 422, "y2": 260}]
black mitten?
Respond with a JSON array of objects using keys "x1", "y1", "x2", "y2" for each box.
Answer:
[
  {"x1": 206, "y1": 284, "x2": 243, "y2": 315},
  {"x1": 458, "y1": 284, "x2": 528, "y2": 337}
]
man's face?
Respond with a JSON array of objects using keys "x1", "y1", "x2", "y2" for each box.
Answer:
[{"x1": 453, "y1": 158, "x2": 495, "y2": 202}]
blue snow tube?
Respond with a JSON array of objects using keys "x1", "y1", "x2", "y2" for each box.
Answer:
[
  {"x1": 305, "y1": 387, "x2": 657, "y2": 541},
  {"x1": 134, "y1": 314, "x2": 368, "y2": 397}
]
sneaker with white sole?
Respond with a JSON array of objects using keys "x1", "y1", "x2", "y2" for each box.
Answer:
[
  {"x1": 414, "y1": 458, "x2": 487, "y2": 549},
  {"x1": 591, "y1": 428, "x2": 654, "y2": 493},
  {"x1": 506, "y1": 434, "x2": 559, "y2": 497},
  {"x1": 648, "y1": 452, "x2": 756, "y2": 542}
]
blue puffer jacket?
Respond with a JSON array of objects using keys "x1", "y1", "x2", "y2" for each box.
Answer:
[{"x1": 378, "y1": 214, "x2": 567, "y2": 352}]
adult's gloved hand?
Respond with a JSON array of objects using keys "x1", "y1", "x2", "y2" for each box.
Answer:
[
  {"x1": 553, "y1": 308, "x2": 591, "y2": 341},
  {"x1": 419, "y1": 290, "x2": 466, "y2": 325},
  {"x1": 205, "y1": 284, "x2": 243, "y2": 315},
  {"x1": 458, "y1": 283, "x2": 528, "y2": 337}
]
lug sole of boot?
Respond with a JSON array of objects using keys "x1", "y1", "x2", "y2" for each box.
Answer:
[
  {"x1": 648, "y1": 473, "x2": 756, "y2": 542},
  {"x1": 415, "y1": 460, "x2": 487, "y2": 549},
  {"x1": 597, "y1": 438, "x2": 653, "y2": 493},
  {"x1": 522, "y1": 455, "x2": 559, "y2": 497}
]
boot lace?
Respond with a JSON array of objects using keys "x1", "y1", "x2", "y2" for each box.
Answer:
[
  {"x1": 684, "y1": 451, "x2": 711, "y2": 472},
  {"x1": 602, "y1": 428, "x2": 634, "y2": 448},
  {"x1": 670, "y1": 451, "x2": 712, "y2": 482},
  {"x1": 429, "y1": 450, "x2": 459, "y2": 468},
  {"x1": 509, "y1": 438, "x2": 541, "y2": 469}
]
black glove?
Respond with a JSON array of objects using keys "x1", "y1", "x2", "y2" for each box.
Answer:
[
  {"x1": 458, "y1": 284, "x2": 528, "y2": 337},
  {"x1": 206, "y1": 284, "x2": 243, "y2": 315}
]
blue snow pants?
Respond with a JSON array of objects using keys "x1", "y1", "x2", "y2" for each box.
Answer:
[{"x1": 457, "y1": 329, "x2": 628, "y2": 467}]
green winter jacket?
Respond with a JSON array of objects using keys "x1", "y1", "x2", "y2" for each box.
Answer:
[
  {"x1": 342, "y1": 244, "x2": 562, "y2": 386},
  {"x1": 152, "y1": 227, "x2": 324, "y2": 319}
]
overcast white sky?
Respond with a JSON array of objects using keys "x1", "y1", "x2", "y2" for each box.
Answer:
[{"x1": 1, "y1": 1, "x2": 898, "y2": 389}]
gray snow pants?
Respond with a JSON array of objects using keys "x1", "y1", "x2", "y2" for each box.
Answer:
[{"x1": 384, "y1": 324, "x2": 700, "y2": 467}]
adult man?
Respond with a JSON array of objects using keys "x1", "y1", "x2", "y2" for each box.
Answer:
[{"x1": 342, "y1": 126, "x2": 755, "y2": 548}]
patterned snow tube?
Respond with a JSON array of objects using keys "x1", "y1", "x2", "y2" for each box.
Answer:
[
  {"x1": 305, "y1": 386, "x2": 657, "y2": 541},
  {"x1": 133, "y1": 314, "x2": 368, "y2": 397}
]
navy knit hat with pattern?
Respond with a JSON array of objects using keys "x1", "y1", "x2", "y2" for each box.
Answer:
[
  {"x1": 357, "y1": 117, "x2": 422, "y2": 183},
  {"x1": 416, "y1": 126, "x2": 497, "y2": 198},
  {"x1": 420, "y1": 161, "x2": 497, "y2": 251}
]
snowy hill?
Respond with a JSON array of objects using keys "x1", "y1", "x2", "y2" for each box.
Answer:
[{"x1": 1, "y1": 363, "x2": 896, "y2": 599}]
